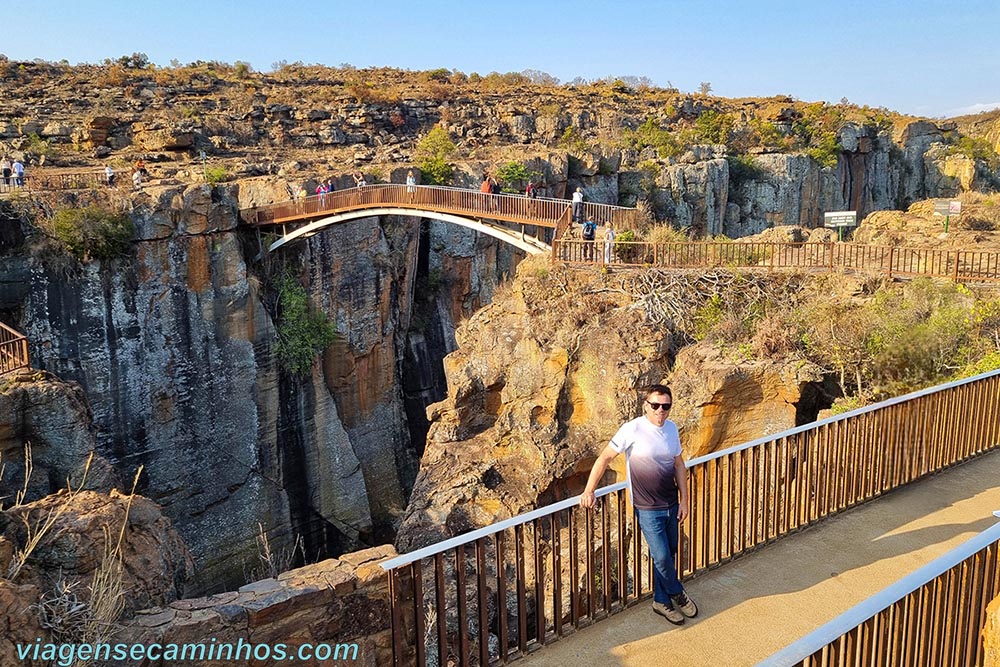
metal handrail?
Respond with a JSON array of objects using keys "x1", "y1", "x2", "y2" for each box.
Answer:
[
  {"x1": 0, "y1": 322, "x2": 29, "y2": 376},
  {"x1": 758, "y1": 513, "x2": 1000, "y2": 666},
  {"x1": 381, "y1": 368, "x2": 1000, "y2": 666},
  {"x1": 554, "y1": 239, "x2": 1000, "y2": 282},
  {"x1": 0, "y1": 169, "x2": 111, "y2": 193}
]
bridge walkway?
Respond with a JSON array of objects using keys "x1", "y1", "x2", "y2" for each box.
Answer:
[{"x1": 518, "y1": 449, "x2": 1000, "y2": 667}]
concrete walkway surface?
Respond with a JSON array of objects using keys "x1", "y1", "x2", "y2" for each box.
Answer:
[{"x1": 520, "y1": 449, "x2": 1000, "y2": 667}]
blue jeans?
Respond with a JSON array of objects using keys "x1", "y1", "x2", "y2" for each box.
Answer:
[{"x1": 636, "y1": 506, "x2": 684, "y2": 603}]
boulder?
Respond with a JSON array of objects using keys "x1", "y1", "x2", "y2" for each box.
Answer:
[
  {"x1": 133, "y1": 122, "x2": 196, "y2": 151},
  {"x1": 1, "y1": 489, "x2": 195, "y2": 615}
]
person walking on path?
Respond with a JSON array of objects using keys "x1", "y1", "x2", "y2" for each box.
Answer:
[
  {"x1": 0, "y1": 157, "x2": 11, "y2": 187},
  {"x1": 604, "y1": 223, "x2": 617, "y2": 264},
  {"x1": 12, "y1": 159, "x2": 25, "y2": 187},
  {"x1": 571, "y1": 186, "x2": 584, "y2": 223},
  {"x1": 131, "y1": 169, "x2": 143, "y2": 192},
  {"x1": 105, "y1": 165, "x2": 116, "y2": 188},
  {"x1": 579, "y1": 384, "x2": 698, "y2": 626},
  {"x1": 581, "y1": 218, "x2": 597, "y2": 262}
]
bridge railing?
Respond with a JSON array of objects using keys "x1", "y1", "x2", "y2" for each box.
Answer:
[
  {"x1": 553, "y1": 239, "x2": 1000, "y2": 281},
  {"x1": 758, "y1": 514, "x2": 1000, "y2": 667},
  {"x1": 0, "y1": 169, "x2": 110, "y2": 194},
  {"x1": 241, "y1": 184, "x2": 647, "y2": 231},
  {"x1": 0, "y1": 322, "x2": 29, "y2": 376},
  {"x1": 380, "y1": 369, "x2": 1000, "y2": 666}
]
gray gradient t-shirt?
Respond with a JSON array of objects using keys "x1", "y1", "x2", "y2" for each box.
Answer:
[{"x1": 609, "y1": 416, "x2": 682, "y2": 510}]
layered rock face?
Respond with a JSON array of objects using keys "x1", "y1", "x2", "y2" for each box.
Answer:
[
  {"x1": 0, "y1": 180, "x2": 518, "y2": 590},
  {"x1": 395, "y1": 260, "x2": 826, "y2": 551}
]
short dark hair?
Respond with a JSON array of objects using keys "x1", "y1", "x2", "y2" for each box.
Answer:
[{"x1": 644, "y1": 384, "x2": 672, "y2": 400}]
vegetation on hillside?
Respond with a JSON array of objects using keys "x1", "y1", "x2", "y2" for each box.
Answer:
[
  {"x1": 511, "y1": 259, "x2": 1000, "y2": 413},
  {"x1": 0, "y1": 55, "x2": 937, "y2": 177},
  {"x1": 40, "y1": 205, "x2": 134, "y2": 262},
  {"x1": 273, "y1": 273, "x2": 340, "y2": 376}
]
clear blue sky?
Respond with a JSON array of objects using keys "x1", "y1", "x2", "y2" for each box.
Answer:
[{"x1": 2, "y1": 0, "x2": 997, "y2": 118}]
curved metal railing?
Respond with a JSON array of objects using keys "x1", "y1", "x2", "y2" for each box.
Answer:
[
  {"x1": 380, "y1": 369, "x2": 1000, "y2": 666},
  {"x1": 240, "y1": 184, "x2": 647, "y2": 232}
]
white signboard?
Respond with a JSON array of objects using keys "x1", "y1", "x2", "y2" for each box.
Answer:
[{"x1": 824, "y1": 211, "x2": 857, "y2": 228}]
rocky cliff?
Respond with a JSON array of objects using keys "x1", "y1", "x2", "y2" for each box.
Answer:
[
  {"x1": 395, "y1": 258, "x2": 831, "y2": 550},
  {"x1": 0, "y1": 178, "x2": 519, "y2": 591}
]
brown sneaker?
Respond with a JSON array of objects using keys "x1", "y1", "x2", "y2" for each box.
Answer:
[
  {"x1": 652, "y1": 600, "x2": 685, "y2": 625},
  {"x1": 671, "y1": 591, "x2": 698, "y2": 618}
]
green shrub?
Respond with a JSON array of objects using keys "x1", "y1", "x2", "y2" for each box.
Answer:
[
  {"x1": 26, "y1": 133, "x2": 52, "y2": 158},
  {"x1": 415, "y1": 126, "x2": 456, "y2": 185},
  {"x1": 622, "y1": 118, "x2": 682, "y2": 158},
  {"x1": 494, "y1": 161, "x2": 541, "y2": 192},
  {"x1": 204, "y1": 165, "x2": 229, "y2": 184},
  {"x1": 47, "y1": 205, "x2": 134, "y2": 262},
  {"x1": 274, "y1": 274, "x2": 340, "y2": 376},
  {"x1": 694, "y1": 110, "x2": 734, "y2": 145},
  {"x1": 807, "y1": 132, "x2": 842, "y2": 168},
  {"x1": 558, "y1": 126, "x2": 589, "y2": 155}
]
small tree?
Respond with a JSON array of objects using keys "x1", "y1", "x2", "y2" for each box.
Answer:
[
  {"x1": 47, "y1": 205, "x2": 134, "y2": 262},
  {"x1": 494, "y1": 161, "x2": 541, "y2": 192},
  {"x1": 415, "y1": 126, "x2": 456, "y2": 185},
  {"x1": 698, "y1": 81, "x2": 712, "y2": 95}
]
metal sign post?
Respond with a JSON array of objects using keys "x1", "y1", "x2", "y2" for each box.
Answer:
[
  {"x1": 933, "y1": 200, "x2": 961, "y2": 233},
  {"x1": 824, "y1": 211, "x2": 858, "y2": 242}
]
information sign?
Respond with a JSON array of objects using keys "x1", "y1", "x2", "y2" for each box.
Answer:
[
  {"x1": 823, "y1": 211, "x2": 857, "y2": 228},
  {"x1": 933, "y1": 200, "x2": 962, "y2": 216}
]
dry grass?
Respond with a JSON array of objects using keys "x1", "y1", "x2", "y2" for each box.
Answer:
[
  {"x1": 7, "y1": 450, "x2": 94, "y2": 581},
  {"x1": 243, "y1": 522, "x2": 305, "y2": 582}
]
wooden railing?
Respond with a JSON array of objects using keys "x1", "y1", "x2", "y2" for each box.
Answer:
[
  {"x1": 759, "y1": 514, "x2": 1000, "y2": 667},
  {"x1": 0, "y1": 322, "x2": 29, "y2": 376},
  {"x1": 555, "y1": 239, "x2": 1000, "y2": 282},
  {"x1": 0, "y1": 168, "x2": 110, "y2": 194},
  {"x1": 240, "y1": 184, "x2": 647, "y2": 235},
  {"x1": 380, "y1": 369, "x2": 1000, "y2": 666}
]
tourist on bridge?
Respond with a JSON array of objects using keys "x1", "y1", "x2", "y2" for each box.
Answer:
[
  {"x1": 0, "y1": 157, "x2": 10, "y2": 186},
  {"x1": 580, "y1": 384, "x2": 698, "y2": 626},
  {"x1": 316, "y1": 181, "x2": 329, "y2": 207},
  {"x1": 406, "y1": 169, "x2": 416, "y2": 195},
  {"x1": 571, "y1": 186, "x2": 584, "y2": 223},
  {"x1": 353, "y1": 171, "x2": 367, "y2": 188}
]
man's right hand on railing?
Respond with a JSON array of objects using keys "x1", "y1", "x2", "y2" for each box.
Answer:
[{"x1": 580, "y1": 490, "x2": 597, "y2": 509}]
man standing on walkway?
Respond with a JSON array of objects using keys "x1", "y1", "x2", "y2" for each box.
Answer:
[
  {"x1": 571, "y1": 186, "x2": 584, "y2": 223},
  {"x1": 579, "y1": 384, "x2": 698, "y2": 625}
]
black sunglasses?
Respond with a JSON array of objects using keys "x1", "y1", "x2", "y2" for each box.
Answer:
[{"x1": 645, "y1": 400, "x2": 672, "y2": 411}]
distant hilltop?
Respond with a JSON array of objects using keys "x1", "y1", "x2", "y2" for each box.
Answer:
[{"x1": 1, "y1": 58, "x2": 998, "y2": 237}]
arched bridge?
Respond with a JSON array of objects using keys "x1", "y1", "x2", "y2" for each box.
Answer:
[{"x1": 239, "y1": 184, "x2": 645, "y2": 255}]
